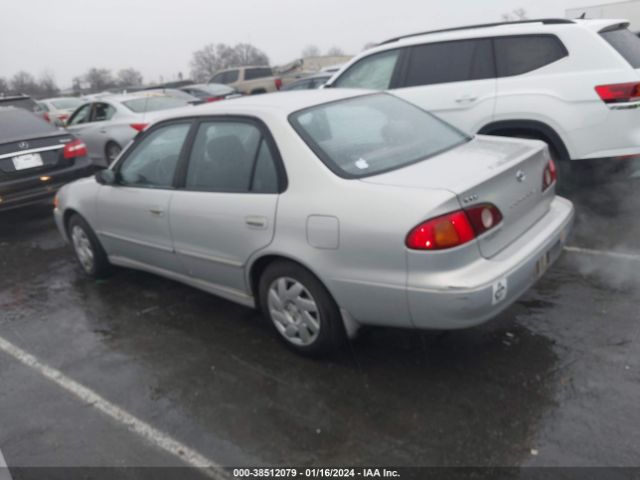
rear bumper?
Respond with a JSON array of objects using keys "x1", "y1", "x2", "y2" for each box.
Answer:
[
  {"x1": 0, "y1": 157, "x2": 95, "y2": 211},
  {"x1": 407, "y1": 196, "x2": 574, "y2": 329}
]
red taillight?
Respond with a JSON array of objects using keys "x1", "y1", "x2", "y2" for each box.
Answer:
[
  {"x1": 406, "y1": 205, "x2": 503, "y2": 250},
  {"x1": 595, "y1": 82, "x2": 640, "y2": 103},
  {"x1": 542, "y1": 158, "x2": 557, "y2": 191},
  {"x1": 58, "y1": 114, "x2": 69, "y2": 121},
  {"x1": 63, "y1": 139, "x2": 87, "y2": 159},
  {"x1": 206, "y1": 96, "x2": 224, "y2": 103},
  {"x1": 130, "y1": 123, "x2": 149, "y2": 132},
  {"x1": 43, "y1": 112, "x2": 51, "y2": 123},
  {"x1": 275, "y1": 78, "x2": 282, "y2": 90}
]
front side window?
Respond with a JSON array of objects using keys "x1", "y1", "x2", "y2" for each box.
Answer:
[
  {"x1": 289, "y1": 93, "x2": 468, "y2": 178},
  {"x1": 495, "y1": 35, "x2": 568, "y2": 77},
  {"x1": 333, "y1": 49, "x2": 401, "y2": 90},
  {"x1": 185, "y1": 121, "x2": 279, "y2": 193},
  {"x1": 118, "y1": 122, "x2": 191, "y2": 188},
  {"x1": 403, "y1": 39, "x2": 494, "y2": 87},
  {"x1": 92, "y1": 103, "x2": 116, "y2": 122},
  {"x1": 600, "y1": 27, "x2": 640, "y2": 68},
  {"x1": 67, "y1": 104, "x2": 91, "y2": 125}
]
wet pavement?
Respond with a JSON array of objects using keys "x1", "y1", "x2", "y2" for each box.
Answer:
[{"x1": 0, "y1": 165, "x2": 639, "y2": 471}]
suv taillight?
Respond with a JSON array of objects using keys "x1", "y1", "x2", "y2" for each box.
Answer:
[
  {"x1": 595, "y1": 82, "x2": 640, "y2": 103},
  {"x1": 275, "y1": 78, "x2": 282, "y2": 90},
  {"x1": 542, "y1": 159, "x2": 557, "y2": 191},
  {"x1": 63, "y1": 139, "x2": 88, "y2": 159},
  {"x1": 406, "y1": 204, "x2": 502, "y2": 250}
]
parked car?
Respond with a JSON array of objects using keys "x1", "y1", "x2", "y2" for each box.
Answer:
[
  {"x1": 1, "y1": 94, "x2": 50, "y2": 123},
  {"x1": 65, "y1": 92, "x2": 196, "y2": 166},
  {"x1": 37, "y1": 97, "x2": 84, "y2": 126},
  {"x1": 326, "y1": 18, "x2": 640, "y2": 180},
  {"x1": 53, "y1": 90, "x2": 574, "y2": 355},
  {"x1": 282, "y1": 73, "x2": 332, "y2": 91},
  {"x1": 142, "y1": 88, "x2": 204, "y2": 104},
  {"x1": 0, "y1": 107, "x2": 92, "y2": 211},
  {"x1": 209, "y1": 66, "x2": 282, "y2": 94},
  {"x1": 179, "y1": 83, "x2": 240, "y2": 102}
]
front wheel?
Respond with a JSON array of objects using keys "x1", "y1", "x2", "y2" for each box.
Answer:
[
  {"x1": 258, "y1": 261, "x2": 346, "y2": 356},
  {"x1": 68, "y1": 214, "x2": 111, "y2": 277}
]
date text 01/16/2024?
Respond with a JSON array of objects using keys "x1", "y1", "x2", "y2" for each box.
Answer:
[{"x1": 232, "y1": 468, "x2": 401, "y2": 478}]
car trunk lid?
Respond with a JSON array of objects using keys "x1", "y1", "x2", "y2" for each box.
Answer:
[
  {"x1": 361, "y1": 135, "x2": 553, "y2": 258},
  {"x1": 0, "y1": 133, "x2": 77, "y2": 178}
]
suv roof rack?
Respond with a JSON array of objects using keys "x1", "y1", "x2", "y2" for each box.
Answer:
[{"x1": 378, "y1": 18, "x2": 575, "y2": 45}]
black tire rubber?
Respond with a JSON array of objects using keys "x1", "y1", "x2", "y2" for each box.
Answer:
[
  {"x1": 258, "y1": 260, "x2": 346, "y2": 356},
  {"x1": 105, "y1": 141, "x2": 122, "y2": 165},
  {"x1": 67, "y1": 214, "x2": 112, "y2": 278}
]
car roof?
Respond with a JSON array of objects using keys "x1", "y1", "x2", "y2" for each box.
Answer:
[{"x1": 96, "y1": 91, "x2": 178, "y2": 103}]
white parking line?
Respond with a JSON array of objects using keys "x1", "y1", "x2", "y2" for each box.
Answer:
[
  {"x1": 0, "y1": 336, "x2": 228, "y2": 479},
  {"x1": 564, "y1": 245, "x2": 640, "y2": 262},
  {"x1": 0, "y1": 447, "x2": 12, "y2": 480}
]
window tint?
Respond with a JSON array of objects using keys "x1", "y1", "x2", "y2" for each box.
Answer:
[
  {"x1": 245, "y1": 67, "x2": 273, "y2": 80},
  {"x1": 333, "y1": 49, "x2": 400, "y2": 90},
  {"x1": 495, "y1": 35, "x2": 568, "y2": 77},
  {"x1": 403, "y1": 39, "x2": 494, "y2": 87},
  {"x1": 210, "y1": 73, "x2": 224, "y2": 83},
  {"x1": 186, "y1": 121, "x2": 262, "y2": 192},
  {"x1": 68, "y1": 104, "x2": 91, "y2": 125},
  {"x1": 251, "y1": 140, "x2": 279, "y2": 193},
  {"x1": 290, "y1": 93, "x2": 468, "y2": 178},
  {"x1": 92, "y1": 103, "x2": 116, "y2": 122},
  {"x1": 600, "y1": 27, "x2": 640, "y2": 68},
  {"x1": 119, "y1": 123, "x2": 190, "y2": 188}
]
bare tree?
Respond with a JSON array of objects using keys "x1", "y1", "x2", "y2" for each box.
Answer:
[
  {"x1": 0, "y1": 77, "x2": 8, "y2": 94},
  {"x1": 302, "y1": 45, "x2": 321, "y2": 58},
  {"x1": 190, "y1": 43, "x2": 271, "y2": 82},
  {"x1": 117, "y1": 68, "x2": 144, "y2": 87},
  {"x1": 363, "y1": 42, "x2": 377, "y2": 51},
  {"x1": 235, "y1": 43, "x2": 269, "y2": 67},
  {"x1": 327, "y1": 46, "x2": 345, "y2": 56},
  {"x1": 85, "y1": 68, "x2": 115, "y2": 91},
  {"x1": 501, "y1": 8, "x2": 527, "y2": 21},
  {"x1": 190, "y1": 44, "x2": 219, "y2": 82},
  {"x1": 72, "y1": 76, "x2": 84, "y2": 95},
  {"x1": 38, "y1": 72, "x2": 59, "y2": 97},
  {"x1": 10, "y1": 71, "x2": 38, "y2": 95}
]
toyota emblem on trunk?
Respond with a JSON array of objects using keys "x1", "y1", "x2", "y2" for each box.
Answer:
[
  {"x1": 18, "y1": 141, "x2": 29, "y2": 150},
  {"x1": 516, "y1": 170, "x2": 526, "y2": 182}
]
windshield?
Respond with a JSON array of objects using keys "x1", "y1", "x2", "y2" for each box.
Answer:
[
  {"x1": 50, "y1": 98, "x2": 83, "y2": 110},
  {"x1": 122, "y1": 96, "x2": 190, "y2": 113},
  {"x1": 289, "y1": 93, "x2": 469, "y2": 178}
]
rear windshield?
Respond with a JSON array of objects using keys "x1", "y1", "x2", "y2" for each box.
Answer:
[
  {"x1": 0, "y1": 97, "x2": 38, "y2": 112},
  {"x1": 50, "y1": 98, "x2": 83, "y2": 110},
  {"x1": 0, "y1": 108, "x2": 56, "y2": 140},
  {"x1": 122, "y1": 96, "x2": 190, "y2": 113},
  {"x1": 245, "y1": 67, "x2": 273, "y2": 80},
  {"x1": 601, "y1": 27, "x2": 640, "y2": 68},
  {"x1": 289, "y1": 93, "x2": 469, "y2": 178}
]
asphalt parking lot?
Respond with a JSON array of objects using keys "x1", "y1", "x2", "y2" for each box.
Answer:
[{"x1": 1, "y1": 164, "x2": 639, "y2": 475}]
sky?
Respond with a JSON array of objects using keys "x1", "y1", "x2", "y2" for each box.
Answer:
[{"x1": 0, "y1": 0, "x2": 624, "y2": 88}]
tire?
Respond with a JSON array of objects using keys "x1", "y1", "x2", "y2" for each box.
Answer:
[
  {"x1": 105, "y1": 142, "x2": 122, "y2": 165},
  {"x1": 258, "y1": 260, "x2": 346, "y2": 356},
  {"x1": 67, "y1": 214, "x2": 111, "y2": 277}
]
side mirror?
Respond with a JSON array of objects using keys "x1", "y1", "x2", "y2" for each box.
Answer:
[{"x1": 95, "y1": 169, "x2": 116, "y2": 185}]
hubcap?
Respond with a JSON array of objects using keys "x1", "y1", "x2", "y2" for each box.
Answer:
[
  {"x1": 267, "y1": 277, "x2": 320, "y2": 346},
  {"x1": 71, "y1": 225, "x2": 94, "y2": 273}
]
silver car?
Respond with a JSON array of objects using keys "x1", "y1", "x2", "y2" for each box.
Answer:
[
  {"x1": 37, "y1": 97, "x2": 84, "y2": 126},
  {"x1": 53, "y1": 90, "x2": 574, "y2": 355},
  {"x1": 65, "y1": 92, "x2": 197, "y2": 166}
]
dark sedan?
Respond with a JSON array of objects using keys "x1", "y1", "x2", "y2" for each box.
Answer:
[{"x1": 0, "y1": 107, "x2": 94, "y2": 211}]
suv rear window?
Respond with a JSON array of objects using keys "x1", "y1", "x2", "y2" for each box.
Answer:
[
  {"x1": 245, "y1": 67, "x2": 272, "y2": 80},
  {"x1": 495, "y1": 35, "x2": 568, "y2": 77},
  {"x1": 403, "y1": 39, "x2": 494, "y2": 87},
  {"x1": 600, "y1": 27, "x2": 640, "y2": 68},
  {"x1": 289, "y1": 93, "x2": 468, "y2": 179}
]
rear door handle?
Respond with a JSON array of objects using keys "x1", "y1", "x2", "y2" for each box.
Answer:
[
  {"x1": 455, "y1": 95, "x2": 478, "y2": 104},
  {"x1": 149, "y1": 207, "x2": 164, "y2": 216},
  {"x1": 245, "y1": 216, "x2": 267, "y2": 229}
]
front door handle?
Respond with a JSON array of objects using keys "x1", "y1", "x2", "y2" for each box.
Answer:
[
  {"x1": 149, "y1": 207, "x2": 164, "y2": 216},
  {"x1": 245, "y1": 216, "x2": 268, "y2": 229},
  {"x1": 455, "y1": 95, "x2": 478, "y2": 104}
]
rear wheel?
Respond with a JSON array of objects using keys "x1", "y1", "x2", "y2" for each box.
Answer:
[
  {"x1": 258, "y1": 261, "x2": 346, "y2": 356},
  {"x1": 68, "y1": 214, "x2": 111, "y2": 277},
  {"x1": 105, "y1": 141, "x2": 122, "y2": 165}
]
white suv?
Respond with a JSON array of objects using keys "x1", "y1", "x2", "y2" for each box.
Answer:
[{"x1": 326, "y1": 18, "x2": 640, "y2": 172}]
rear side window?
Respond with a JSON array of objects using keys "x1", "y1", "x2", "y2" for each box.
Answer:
[
  {"x1": 245, "y1": 68, "x2": 272, "y2": 80},
  {"x1": 403, "y1": 39, "x2": 494, "y2": 87},
  {"x1": 333, "y1": 49, "x2": 401, "y2": 90},
  {"x1": 600, "y1": 27, "x2": 640, "y2": 68},
  {"x1": 495, "y1": 35, "x2": 568, "y2": 77}
]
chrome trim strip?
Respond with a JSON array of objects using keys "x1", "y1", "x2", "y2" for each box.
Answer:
[
  {"x1": 97, "y1": 231, "x2": 174, "y2": 253},
  {"x1": 0, "y1": 144, "x2": 64, "y2": 160},
  {"x1": 175, "y1": 248, "x2": 244, "y2": 268}
]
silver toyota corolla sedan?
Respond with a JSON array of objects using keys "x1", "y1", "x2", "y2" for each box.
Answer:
[{"x1": 53, "y1": 90, "x2": 574, "y2": 355}]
